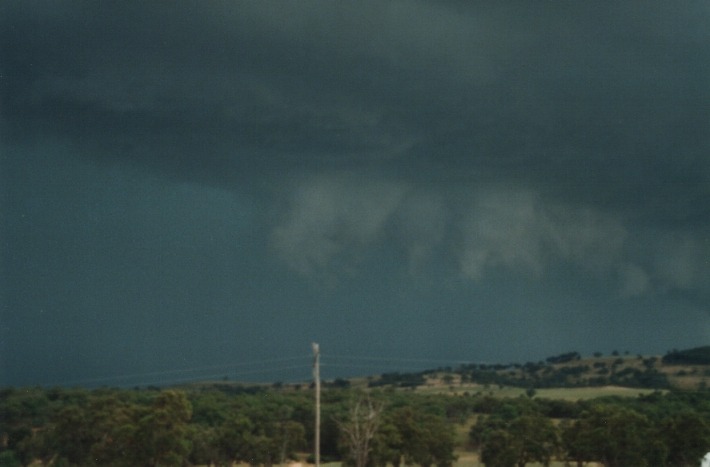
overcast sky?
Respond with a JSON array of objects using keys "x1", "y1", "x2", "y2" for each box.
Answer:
[{"x1": 2, "y1": 1, "x2": 709, "y2": 387}]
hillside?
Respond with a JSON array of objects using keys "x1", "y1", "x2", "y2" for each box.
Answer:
[{"x1": 361, "y1": 348, "x2": 710, "y2": 393}]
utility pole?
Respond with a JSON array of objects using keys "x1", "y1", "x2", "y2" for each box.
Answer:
[{"x1": 312, "y1": 342, "x2": 321, "y2": 467}]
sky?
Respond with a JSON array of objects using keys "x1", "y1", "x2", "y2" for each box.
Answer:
[{"x1": 1, "y1": 1, "x2": 709, "y2": 387}]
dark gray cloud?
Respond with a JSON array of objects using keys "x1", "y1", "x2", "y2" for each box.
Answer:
[
  {"x1": 1, "y1": 1, "x2": 709, "y2": 386},
  {"x1": 5, "y1": 1, "x2": 709, "y2": 213}
]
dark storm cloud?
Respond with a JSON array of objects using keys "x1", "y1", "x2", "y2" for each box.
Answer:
[
  {"x1": 2, "y1": 2, "x2": 430, "y2": 174},
  {"x1": 3, "y1": 1, "x2": 709, "y2": 280},
  {"x1": 2, "y1": 2, "x2": 710, "y2": 385},
  {"x1": 3, "y1": 2, "x2": 709, "y2": 266},
  {"x1": 4, "y1": 2, "x2": 708, "y2": 187}
]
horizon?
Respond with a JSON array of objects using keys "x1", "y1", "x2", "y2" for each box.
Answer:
[{"x1": 17, "y1": 346, "x2": 687, "y2": 389}]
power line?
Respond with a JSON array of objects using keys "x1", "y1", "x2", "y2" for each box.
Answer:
[
  {"x1": 112, "y1": 364, "x2": 316, "y2": 388},
  {"x1": 39, "y1": 352, "x2": 483, "y2": 388},
  {"x1": 324, "y1": 354, "x2": 475, "y2": 366},
  {"x1": 44, "y1": 355, "x2": 313, "y2": 387},
  {"x1": 321, "y1": 363, "x2": 440, "y2": 372}
]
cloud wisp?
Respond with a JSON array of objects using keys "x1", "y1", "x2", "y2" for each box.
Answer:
[{"x1": 267, "y1": 174, "x2": 709, "y2": 305}]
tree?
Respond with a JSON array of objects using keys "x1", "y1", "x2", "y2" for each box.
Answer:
[
  {"x1": 217, "y1": 414, "x2": 255, "y2": 465},
  {"x1": 561, "y1": 418, "x2": 598, "y2": 467},
  {"x1": 480, "y1": 429, "x2": 518, "y2": 467},
  {"x1": 244, "y1": 432, "x2": 278, "y2": 467},
  {"x1": 133, "y1": 390, "x2": 193, "y2": 466},
  {"x1": 275, "y1": 420, "x2": 306, "y2": 466},
  {"x1": 658, "y1": 411, "x2": 710, "y2": 467},
  {"x1": 49, "y1": 391, "x2": 150, "y2": 466},
  {"x1": 336, "y1": 395, "x2": 384, "y2": 467},
  {"x1": 0, "y1": 388, "x2": 54, "y2": 466},
  {"x1": 89, "y1": 394, "x2": 142, "y2": 466},
  {"x1": 508, "y1": 413, "x2": 559, "y2": 467},
  {"x1": 53, "y1": 403, "x2": 102, "y2": 465},
  {"x1": 389, "y1": 406, "x2": 456, "y2": 467},
  {"x1": 478, "y1": 412, "x2": 559, "y2": 467},
  {"x1": 369, "y1": 419, "x2": 403, "y2": 467},
  {"x1": 563, "y1": 404, "x2": 651, "y2": 467},
  {"x1": 187, "y1": 424, "x2": 220, "y2": 467}
]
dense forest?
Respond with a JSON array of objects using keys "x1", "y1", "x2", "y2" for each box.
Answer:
[
  {"x1": 1, "y1": 384, "x2": 457, "y2": 467},
  {"x1": 3, "y1": 347, "x2": 710, "y2": 466}
]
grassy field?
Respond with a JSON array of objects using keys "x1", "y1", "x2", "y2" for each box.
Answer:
[
  {"x1": 365, "y1": 352, "x2": 710, "y2": 394},
  {"x1": 414, "y1": 381, "x2": 661, "y2": 400},
  {"x1": 534, "y1": 385, "x2": 661, "y2": 400}
]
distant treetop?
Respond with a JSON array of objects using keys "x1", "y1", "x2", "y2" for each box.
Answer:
[{"x1": 662, "y1": 346, "x2": 710, "y2": 365}]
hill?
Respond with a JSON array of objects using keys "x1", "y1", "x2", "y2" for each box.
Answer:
[
  {"x1": 662, "y1": 345, "x2": 710, "y2": 365},
  {"x1": 361, "y1": 348, "x2": 710, "y2": 393}
]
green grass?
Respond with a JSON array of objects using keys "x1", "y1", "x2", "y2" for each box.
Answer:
[
  {"x1": 414, "y1": 382, "x2": 661, "y2": 400},
  {"x1": 534, "y1": 386, "x2": 662, "y2": 400}
]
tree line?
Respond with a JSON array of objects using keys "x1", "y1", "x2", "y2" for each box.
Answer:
[
  {"x1": 471, "y1": 391, "x2": 710, "y2": 467},
  {"x1": 3, "y1": 383, "x2": 710, "y2": 466},
  {"x1": 0, "y1": 385, "x2": 455, "y2": 467},
  {"x1": 447, "y1": 355, "x2": 671, "y2": 390}
]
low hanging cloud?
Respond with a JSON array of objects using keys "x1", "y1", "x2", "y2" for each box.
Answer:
[
  {"x1": 271, "y1": 178, "x2": 633, "y2": 287},
  {"x1": 618, "y1": 263, "x2": 651, "y2": 298},
  {"x1": 615, "y1": 230, "x2": 710, "y2": 301},
  {"x1": 270, "y1": 174, "x2": 710, "y2": 307},
  {"x1": 459, "y1": 188, "x2": 549, "y2": 279},
  {"x1": 392, "y1": 191, "x2": 448, "y2": 273},
  {"x1": 458, "y1": 187, "x2": 628, "y2": 281},
  {"x1": 270, "y1": 173, "x2": 408, "y2": 277},
  {"x1": 652, "y1": 231, "x2": 710, "y2": 293}
]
